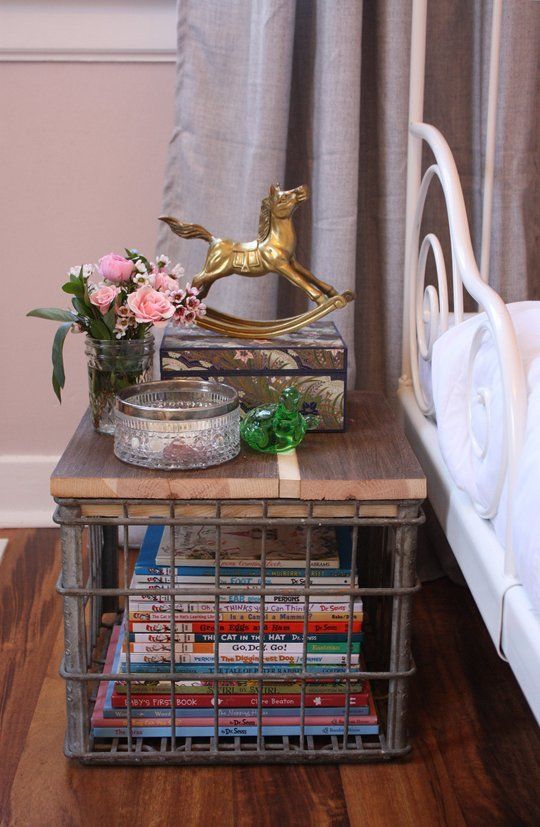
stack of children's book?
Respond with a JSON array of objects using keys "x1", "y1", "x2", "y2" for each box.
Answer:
[{"x1": 92, "y1": 524, "x2": 378, "y2": 739}]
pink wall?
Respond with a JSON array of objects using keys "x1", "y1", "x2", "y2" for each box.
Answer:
[{"x1": 0, "y1": 61, "x2": 175, "y2": 456}]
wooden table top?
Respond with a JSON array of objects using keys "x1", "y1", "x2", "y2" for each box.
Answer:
[{"x1": 50, "y1": 391, "x2": 426, "y2": 503}]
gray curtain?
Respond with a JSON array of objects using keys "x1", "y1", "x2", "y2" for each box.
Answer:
[{"x1": 158, "y1": 0, "x2": 539, "y2": 395}]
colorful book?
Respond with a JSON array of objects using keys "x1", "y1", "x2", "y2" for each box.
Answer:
[
  {"x1": 127, "y1": 610, "x2": 362, "y2": 622},
  {"x1": 138, "y1": 524, "x2": 350, "y2": 570},
  {"x1": 119, "y1": 663, "x2": 357, "y2": 674},
  {"x1": 127, "y1": 633, "x2": 363, "y2": 643},
  {"x1": 102, "y1": 705, "x2": 370, "y2": 719},
  {"x1": 121, "y1": 653, "x2": 360, "y2": 665},
  {"x1": 114, "y1": 680, "x2": 366, "y2": 696},
  {"x1": 93, "y1": 629, "x2": 377, "y2": 738},
  {"x1": 111, "y1": 691, "x2": 370, "y2": 709},
  {"x1": 125, "y1": 642, "x2": 361, "y2": 655},
  {"x1": 93, "y1": 725, "x2": 379, "y2": 737},
  {"x1": 133, "y1": 568, "x2": 353, "y2": 581},
  {"x1": 128, "y1": 621, "x2": 362, "y2": 633},
  {"x1": 126, "y1": 599, "x2": 361, "y2": 613}
]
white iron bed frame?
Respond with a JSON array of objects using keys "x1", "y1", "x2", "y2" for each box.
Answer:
[{"x1": 397, "y1": 0, "x2": 540, "y2": 723}]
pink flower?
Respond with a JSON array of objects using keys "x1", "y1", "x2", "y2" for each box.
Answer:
[
  {"x1": 185, "y1": 295, "x2": 200, "y2": 310},
  {"x1": 153, "y1": 271, "x2": 178, "y2": 293},
  {"x1": 98, "y1": 253, "x2": 134, "y2": 284},
  {"x1": 127, "y1": 286, "x2": 175, "y2": 324},
  {"x1": 89, "y1": 284, "x2": 119, "y2": 314},
  {"x1": 171, "y1": 288, "x2": 186, "y2": 303},
  {"x1": 174, "y1": 306, "x2": 194, "y2": 325}
]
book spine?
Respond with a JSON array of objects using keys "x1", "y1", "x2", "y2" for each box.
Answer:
[
  {"x1": 127, "y1": 598, "x2": 362, "y2": 614},
  {"x1": 119, "y1": 663, "x2": 354, "y2": 674},
  {"x1": 92, "y1": 725, "x2": 380, "y2": 737},
  {"x1": 135, "y1": 559, "x2": 338, "y2": 572},
  {"x1": 125, "y1": 642, "x2": 361, "y2": 655},
  {"x1": 129, "y1": 576, "x2": 352, "y2": 585},
  {"x1": 127, "y1": 592, "x2": 353, "y2": 603},
  {"x1": 113, "y1": 681, "x2": 366, "y2": 696},
  {"x1": 121, "y1": 653, "x2": 359, "y2": 664},
  {"x1": 102, "y1": 706, "x2": 370, "y2": 719},
  {"x1": 127, "y1": 610, "x2": 363, "y2": 622},
  {"x1": 127, "y1": 597, "x2": 361, "y2": 611},
  {"x1": 128, "y1": 621, "x2": 363, "y2": 633},
  {"x1": 134, "y1": 566, "x2": 352, "y2": 579},
  {"x1": 95, "y1": 714, "x2": 374, "y2": 727},
  {"x1": 110, "y1": 691, "x2": 369, "y2": 708},
  {"x1": 127, "y1": 633, "x2": 363, "y2": 643}
]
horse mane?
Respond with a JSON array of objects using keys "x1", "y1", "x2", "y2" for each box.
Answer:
[{"x1": 257, "y1": 197, "x2": 271, "y2": 242}]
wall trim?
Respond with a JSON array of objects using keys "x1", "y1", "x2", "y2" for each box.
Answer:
[
  {"x1": 0, "y1": 455, "x2": 59, "y2": 527},
  {"x1": 0, "y1": 49, "x2": 176, "y2": 64},
  {"x1": 1, "y1": 1, "x2": 177, "y2": 64}
]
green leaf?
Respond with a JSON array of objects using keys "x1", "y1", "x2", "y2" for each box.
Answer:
[
  {"x1": 52, "y1": 372, "x2": 62, "y2": 401},
  {"x1": 72, "y1": 296, "x2": 95, "y2": 318},
  {"x1": 51, "y1": 322, "x2": 72, "y2": 402},
  {"x1": 62, "y1": 281, "x2": 85, "y2": 296},
  {"x1": 27, "y1": 308, "x2": 74, "y2": 322},
  {"x1": 103, "y1": 305, "x2": 116, "y2": 333},
  {"x1": 136, "y1": 324, "x2": 151, "y2": 339},
  {"x1": 89, "y1": 317, "x2": 112, "y2": 339}
]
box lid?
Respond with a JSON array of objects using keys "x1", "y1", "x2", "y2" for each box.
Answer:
[{"x1": 161, "y1": 320, "x2": 346, "y2": 374}]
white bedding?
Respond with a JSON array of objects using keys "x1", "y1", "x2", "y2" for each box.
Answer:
[{"x1": 431, "y1": 302, "x2": 540, "y2": 613}]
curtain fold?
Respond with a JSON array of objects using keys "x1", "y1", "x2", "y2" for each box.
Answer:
[{"x1": 158, "y1": 0, "x2": 539, "y2": 395}]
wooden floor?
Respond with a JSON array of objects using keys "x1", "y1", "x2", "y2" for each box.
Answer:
[{"x1": 1, "y1": 529, "x2": 539, "y2": 827}]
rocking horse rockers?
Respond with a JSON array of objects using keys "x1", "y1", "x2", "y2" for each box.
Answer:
[{"x1": 160, "y1": 184, "x2": 354, "y2": 339}]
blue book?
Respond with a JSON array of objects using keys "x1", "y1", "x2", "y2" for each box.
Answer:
[
  {"x1": 93, "y1": 725, "x2": 379, "y2": 737},
  {"x1": 119, "y1": 663, "x2": 352, "y2": 674},
  {"x1": 102, "y1": 705, "x2": 370, "y2": 719},
  {"x1": 137, "y1": 566, "x2": 352, "y2": 579}
]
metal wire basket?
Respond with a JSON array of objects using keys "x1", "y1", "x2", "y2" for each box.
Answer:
[{"x1": 114, "y1": 379, "x2": 240, "y2": 470}]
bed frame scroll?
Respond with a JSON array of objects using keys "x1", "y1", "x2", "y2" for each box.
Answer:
[{"x1": 399, "y1": 2, "x2": 527, "y2": 577}]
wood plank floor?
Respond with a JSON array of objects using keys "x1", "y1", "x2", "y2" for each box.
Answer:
[{"x1": 1, "y1": 528, "x2": 539, "y2": 827}]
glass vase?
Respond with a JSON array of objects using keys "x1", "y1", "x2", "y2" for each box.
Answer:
[{"x1": 85, "y1": 335, "x2": 154, "y2": 435}]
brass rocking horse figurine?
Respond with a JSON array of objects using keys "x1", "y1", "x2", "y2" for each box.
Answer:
[{"x1": 159, "y1": 183, "x2": 354, "y2": 338}]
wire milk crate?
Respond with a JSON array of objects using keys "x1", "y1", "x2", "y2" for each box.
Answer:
[
  {"x1": 57, "y1": 500, "x2": 421, "y2": 763},
  {"x1": 52, "y1": 392, "x2": 425, "y2": 764}
]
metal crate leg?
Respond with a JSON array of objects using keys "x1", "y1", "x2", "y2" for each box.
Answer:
[
  {"x1": 59, "y1": 505, "x2": 89, "y2": 756},
  {"x1": 386, "y1": 505, "x2": 419, "y2": 753},
  {"x1": 101, "y1": 524, "x2": 119, "y2": 614}
]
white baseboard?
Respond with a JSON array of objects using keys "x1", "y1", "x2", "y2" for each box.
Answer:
[{"x1": 0, "y1": 455, "x2": 60, "y2": 527}]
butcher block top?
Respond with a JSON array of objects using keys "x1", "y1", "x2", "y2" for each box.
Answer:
[{"x1": 50, "y1": 392, "x2": 426, "y2": 503}]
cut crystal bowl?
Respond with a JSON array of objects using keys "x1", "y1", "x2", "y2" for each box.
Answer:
[{"x1": 114, "y1": 379, "x2": 240, "y2": 470}]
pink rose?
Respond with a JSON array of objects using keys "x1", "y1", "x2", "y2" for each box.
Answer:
[
  {"x1": 89, "y1": 284, "x2": 118, "y2": 314},
  {"x1": 153, "y1": 271, "x2": 178, "y2": 293},
  {"x1": 127, "y1": 286, "x2": 175, "y2": 324},
  {"x1": 98, "y1": 253, "x2": 134, "y2": 284}
]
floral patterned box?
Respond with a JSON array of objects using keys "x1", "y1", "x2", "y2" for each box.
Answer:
[{"x1": 160, "y1": 320, "x2": 347, "y2": 432}]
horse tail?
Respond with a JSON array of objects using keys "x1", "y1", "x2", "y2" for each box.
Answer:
[{"x1": 159, "y1": 216, "x2": 213, "y2": 244}]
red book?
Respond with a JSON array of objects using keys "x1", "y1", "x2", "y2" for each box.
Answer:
[
  {"x1": 94, "y1": 713, "x2": 376, "y2": 728},
  {"x1": 111, "y1": 690, "x2": 370, "y2": 709},
  {"x1": 128, "y1": 621, "x2": 362, "y2": 634}
]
